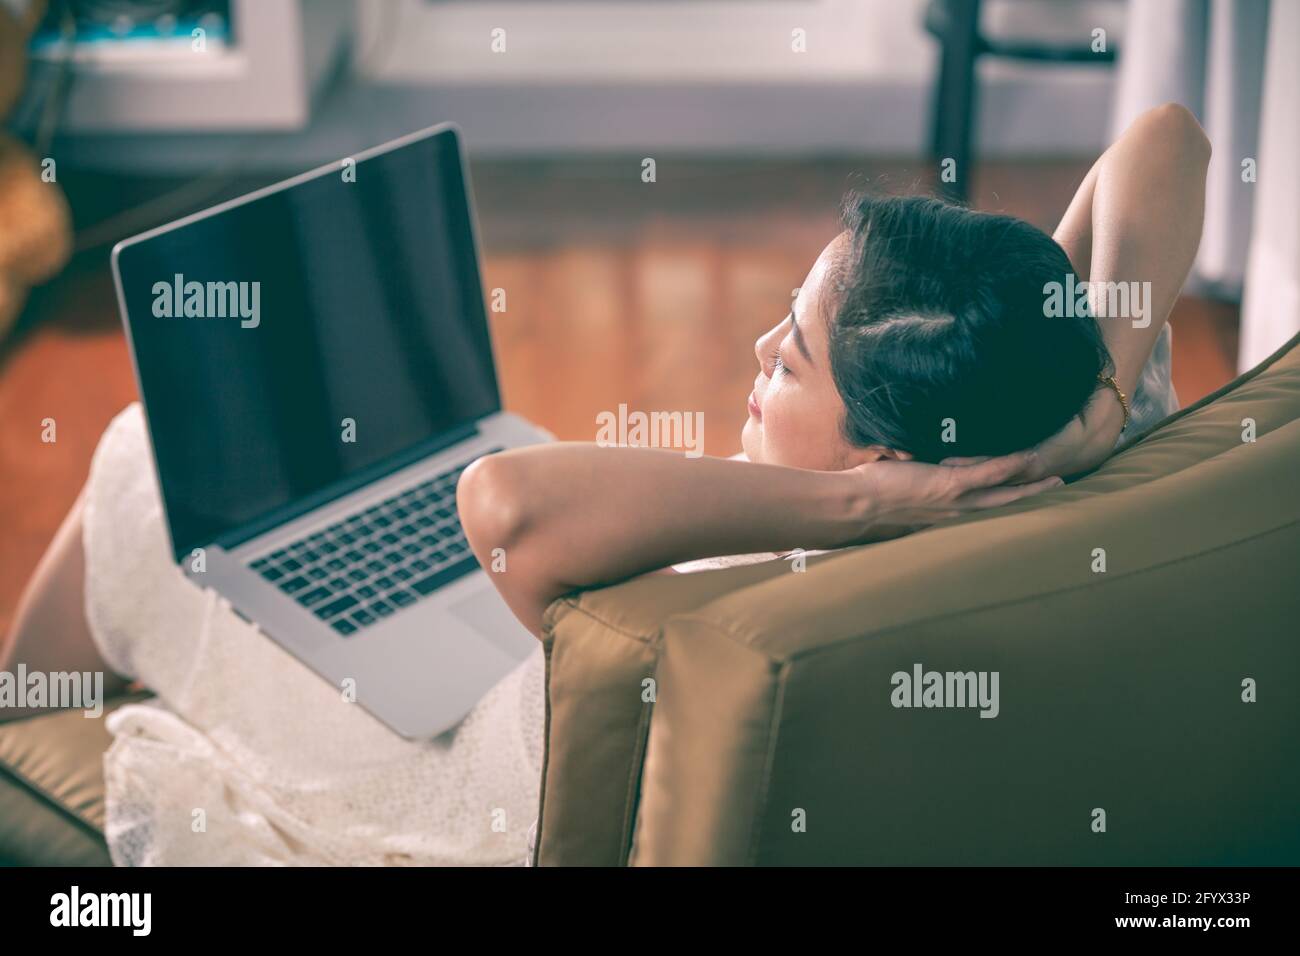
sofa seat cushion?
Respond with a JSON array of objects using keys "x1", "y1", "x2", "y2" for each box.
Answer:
[{"x1": 0, "y1": 693, "x2": 149, "y2": 865}]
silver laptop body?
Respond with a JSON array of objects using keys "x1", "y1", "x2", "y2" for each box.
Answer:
[{"x1": 111, "y1": 123, "x2": 548, "y2": 738}]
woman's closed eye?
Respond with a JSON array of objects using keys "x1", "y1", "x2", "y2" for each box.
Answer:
[{"x1": 773, "y1": 350, "x2": 791, "y2": 377}]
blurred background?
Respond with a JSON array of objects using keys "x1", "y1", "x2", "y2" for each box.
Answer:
[{"x1": 0, "y1": 0, "x2": 1295, "y2": 635}]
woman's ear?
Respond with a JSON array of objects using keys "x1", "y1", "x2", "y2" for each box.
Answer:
[
  {"x1": 871, "y1": 445, "x2": 914, "y2": 463},
  {"x1": 839, "y1": 444, "x2": 913, "y2": 469}
]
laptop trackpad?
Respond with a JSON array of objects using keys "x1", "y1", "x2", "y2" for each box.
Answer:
[{"x1": 449, "y1": 587, "x2": 536, "y2": 662}]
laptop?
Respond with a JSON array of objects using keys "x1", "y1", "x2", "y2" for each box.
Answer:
[{"x1": 111, "y1": 123, "x2": 550, "y2": 739}]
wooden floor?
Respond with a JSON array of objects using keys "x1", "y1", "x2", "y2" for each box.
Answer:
[{"x1": 0, "y1": 157, "x2": 1239, "y2": 636}]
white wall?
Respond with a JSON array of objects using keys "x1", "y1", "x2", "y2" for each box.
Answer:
[
  {"x1": 354, "y1": 0, "x2": 1125, "y2": 85},
  {"x1": 356, "y1": 0, "x2": 938, "y2": 84},
  {"x1": 342, "y1": 0, "x2": 1124, "y2": 157},
  {"x1": 43, "y1": 0, "x2": 1129, "y2": 171}
]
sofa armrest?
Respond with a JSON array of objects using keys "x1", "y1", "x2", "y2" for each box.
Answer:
[{"x1": 535, "y1": 560, "x2": 790, "y2": 865}]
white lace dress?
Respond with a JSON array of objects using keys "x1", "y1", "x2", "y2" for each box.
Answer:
[{"x1": 85, "y1": 403, "x2": 546, "y2": 866}]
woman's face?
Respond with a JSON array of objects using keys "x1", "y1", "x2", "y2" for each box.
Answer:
[{"x1": 741, "y1": 233, "x2": 904, "y2": 471}]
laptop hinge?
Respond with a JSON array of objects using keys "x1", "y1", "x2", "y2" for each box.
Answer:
[{"x1": 212, "y1": 420, "x2": 482, "y2": 555}]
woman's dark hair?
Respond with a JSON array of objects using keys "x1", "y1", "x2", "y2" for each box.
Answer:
[{"x1": 827, "y1": 192, "x2": 1110, "y2": 462}]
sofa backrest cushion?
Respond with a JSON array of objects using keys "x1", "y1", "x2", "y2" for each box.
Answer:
[{"x1": 537, "y1": 330, "x2": 1300, "y2": 866}]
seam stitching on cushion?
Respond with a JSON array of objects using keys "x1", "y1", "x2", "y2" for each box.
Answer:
[
  {"x1": 541, "y1": 597, "x2": 663, "y2": 866},
  {"x1": 531, "y1": 640, "x2": 556, "y2": 866},
  {"x1": 672, "y1": 516, "x2": 1300, "y2": 664},
  {"x1": 747, "y1": 657, "x2": 789, "y2": 867},
  {"x1": 540, "y1": 595, "x2": 579, "y2": 641},
  {"x1": 1112, "y1": 328, "x2": 1300, "y2": 444},
  {"x1": 620, "y1": 700, "x2": 654, "y2": 866},
  {"x1": 791, "y1": 516, "x2": 1300, "y2": 663},
  {"x1": 1113, "y1": 364, "x2": 1299, "y2": 453},
  {"x1": 551, "y1": 596, "x2": 658, "y2": 645},
  {"x1": 1110, "y1": 385, "x2": 1299, "y2": 466},
  {"x1": 935, "y1": 411, "x2": 1300, "y2": 534}
]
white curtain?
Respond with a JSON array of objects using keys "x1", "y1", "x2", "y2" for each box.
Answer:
[
  {"x1": 1238, "y1": 0, "x2": 1300, "y2": 370},
  {"x1": 1111, "y1": 0, "x2": 1299, "y2": 371}
]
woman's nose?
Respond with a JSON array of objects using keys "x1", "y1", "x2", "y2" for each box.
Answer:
[{"x1": 754, "y1": 326, "x2": 779, "y2": 374}]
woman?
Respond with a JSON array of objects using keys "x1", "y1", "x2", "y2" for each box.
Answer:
[
  {"x1": 459, "y1": 103, "x2": 1207, "y2": 636},
  {"x1": 1, "y1": 104, "x2": 1210, "y2": 865}
]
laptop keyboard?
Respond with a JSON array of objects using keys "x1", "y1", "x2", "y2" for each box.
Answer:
[{"x1": 247, "y1": 450, "x2": 501, "y2": 636}]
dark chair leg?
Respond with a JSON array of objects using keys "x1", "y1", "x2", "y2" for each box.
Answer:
[{"x1": 929, "y1": 0, "x2": 981, "y2": 203}]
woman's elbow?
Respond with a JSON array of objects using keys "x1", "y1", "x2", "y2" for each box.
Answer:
[
  {"x1": 1145, "y1": 102, "x2": 1212, "y2": 163},
  {"x1": 457, "y1": 453, "x2": 553, "y2": 637},
  {"x1": 457, "y1": 453, "x2": 530, "y2": 567}
]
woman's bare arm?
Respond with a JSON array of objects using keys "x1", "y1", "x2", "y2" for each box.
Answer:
[
  {"x1": 0, "y1": 487, "x2": 130, "y2": 722},
  {"x1": 1024, "y1": 102, "x2": 1211, "y2": 479},
  {"x1": 459, "y1": 444, "x2": 1058, "y2": 636},
  {"x1": 457, "y1": 114, "x2": 1215, "y2": 635},
  {"x1": 1055, "y1": 101, "x2": 1210, "y2": 395}
]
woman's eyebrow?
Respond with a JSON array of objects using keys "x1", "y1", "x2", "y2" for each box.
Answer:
[{"x1": 789, "y1": 309, "x2": 814, "y2": 364}]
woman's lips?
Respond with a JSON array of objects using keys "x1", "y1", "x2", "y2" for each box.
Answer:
[{"x1": 747, "y1": 392, "x2": 762, "y2": 420}]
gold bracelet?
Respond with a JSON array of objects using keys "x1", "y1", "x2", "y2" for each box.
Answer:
[{"x1": 1097, "y1": 373, "x2": 1130, "y2": 430}]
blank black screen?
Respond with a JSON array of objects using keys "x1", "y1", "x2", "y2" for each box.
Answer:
[{"x1": 116, "y1": 129, "x2": 500, "y2": 562}]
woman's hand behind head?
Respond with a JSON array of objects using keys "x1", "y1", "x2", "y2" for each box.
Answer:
[
  {"x1": 992, "y1": 386, "x2": 1127, "y2": 483},
  {"x1": 844, "y1": 451, "x2": 1063, "y2": 545}
]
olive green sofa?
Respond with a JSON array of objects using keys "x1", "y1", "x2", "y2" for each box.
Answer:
[{"x1": 533, "y1": 329, "x2": 1300, "y2": 866}]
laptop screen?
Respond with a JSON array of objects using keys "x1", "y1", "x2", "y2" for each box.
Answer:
[{"x1": 114, "y1": 127, "x2": 501, "y2": 563}]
